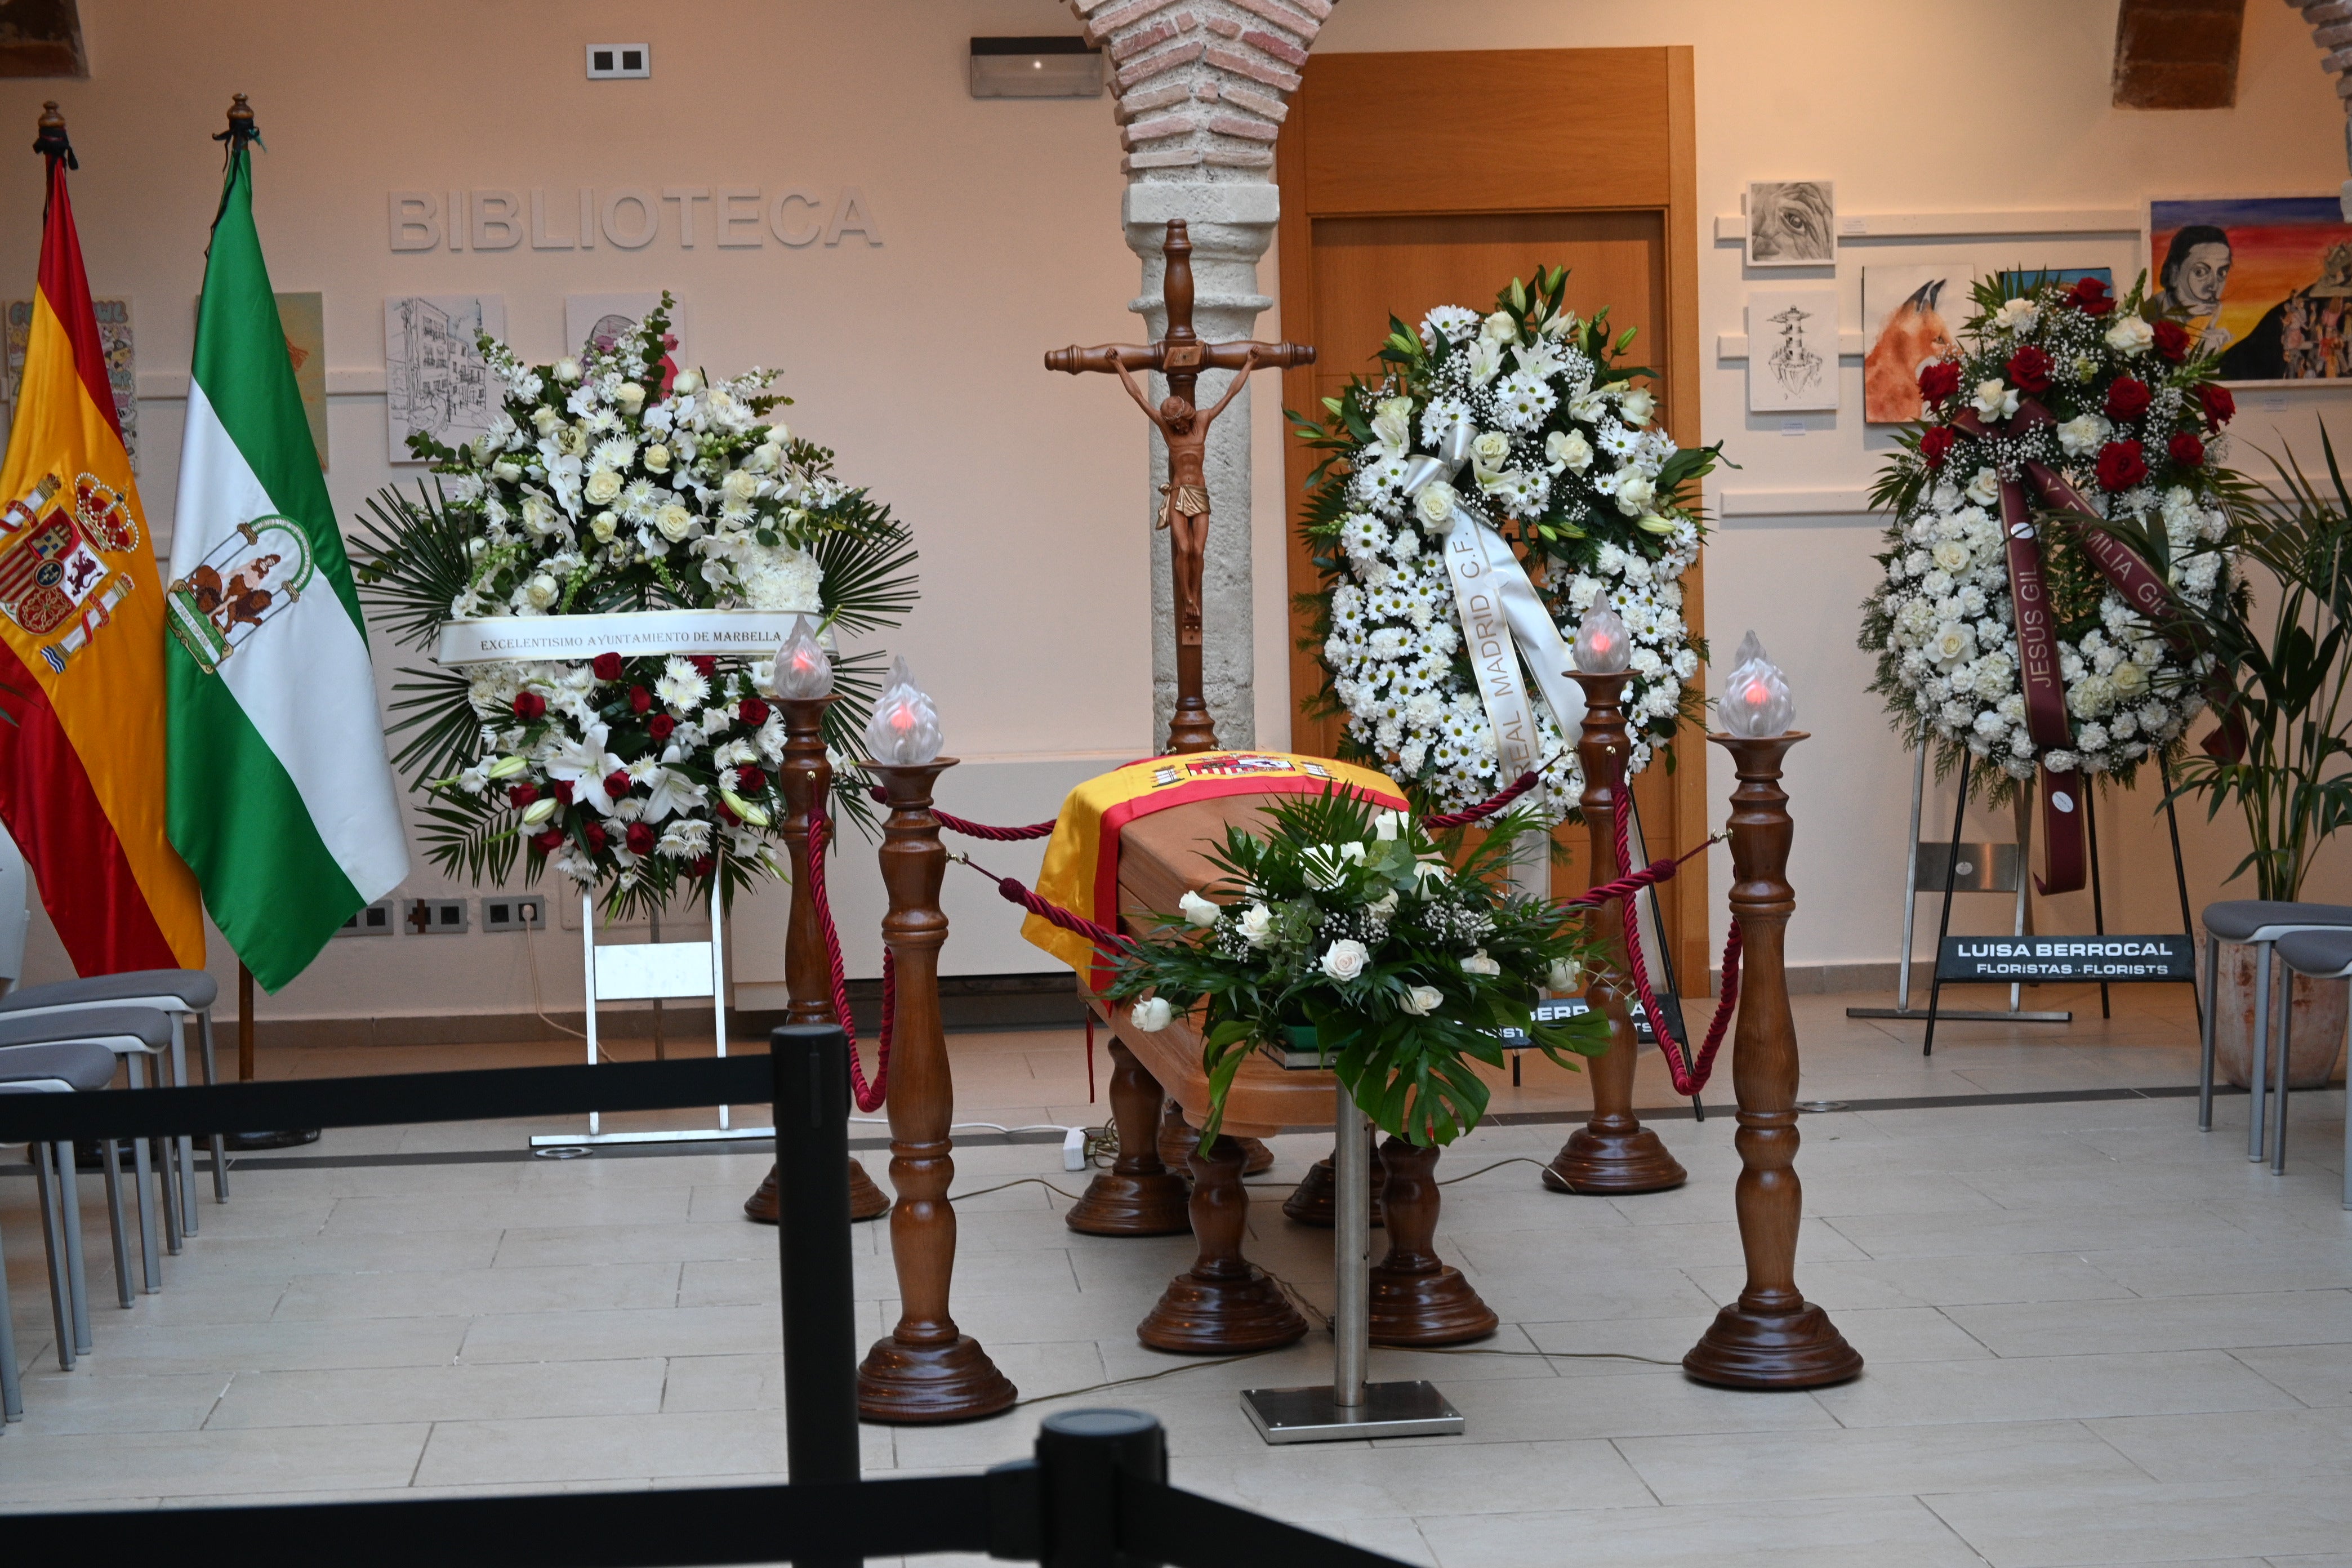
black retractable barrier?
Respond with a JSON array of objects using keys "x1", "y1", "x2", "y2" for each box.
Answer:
[{"x1": 0, "y1": 1031, "x2": 1413, "y2": 1568}]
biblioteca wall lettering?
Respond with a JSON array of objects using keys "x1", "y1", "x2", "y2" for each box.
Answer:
[{"x1": 386, "y1": 187, "x2": 882, "y2": 253}]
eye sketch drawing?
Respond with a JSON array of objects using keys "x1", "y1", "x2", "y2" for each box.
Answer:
[
  {"x1": 1747, "y1": 286, "x2": 1839, "y2": 413},
  {"x1": 1747, "y1": 180, "x2": 1836, "y2": 267}
]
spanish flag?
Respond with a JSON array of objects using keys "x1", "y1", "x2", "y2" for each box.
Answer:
[{"x1": 0, "y1": 115, "x2": 203, "y2": 972}]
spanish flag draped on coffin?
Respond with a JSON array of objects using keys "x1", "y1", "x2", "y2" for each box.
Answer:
[
  {"x1": 1022, "y1": 750, "x2": 1406, "y2": 994},
  {"x1": 0, "y1": 127, "x2": 203, "y2": 972}
]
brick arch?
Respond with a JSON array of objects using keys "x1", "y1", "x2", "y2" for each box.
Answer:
[
  {"x1": 2287, "y1": 0, "x2": 2352, "y2": 113},
  {"x1": 1068, "y1": 0, "x2": 1333, "y2": 177}
]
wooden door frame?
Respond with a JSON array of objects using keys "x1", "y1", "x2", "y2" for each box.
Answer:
[{"x1": 1273, "y1": 45, "x2": 1709, "y2": 984}]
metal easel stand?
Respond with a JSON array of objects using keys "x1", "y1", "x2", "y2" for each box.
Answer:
[
  {"x1": 1846, "y1": 744, "x2": 2073, "y2": 1030},
  {"x1": 1241, "y1": 1079, "x2": 1463, "y2": 1444},
  {"x1": 528, "y1": 887, "x2": 773, "y2": 1150}
]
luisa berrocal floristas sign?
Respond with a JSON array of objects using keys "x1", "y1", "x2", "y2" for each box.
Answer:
[{"x1": 1935, "y1": 936, "x2": 2195, "y2": 983}]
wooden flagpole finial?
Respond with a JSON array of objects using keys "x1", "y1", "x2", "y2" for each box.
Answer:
[{"x1": 33, "y1": 100, "x2": 74, "y2": 166}]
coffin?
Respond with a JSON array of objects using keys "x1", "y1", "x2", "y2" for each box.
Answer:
[{"x1": 1092, "y1": 792, "x2": 1339, "y2": 1138}]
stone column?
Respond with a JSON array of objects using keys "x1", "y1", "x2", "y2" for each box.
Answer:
[{"x1": 1123, "y1": 182, "x2": 1279, "y2": 751}]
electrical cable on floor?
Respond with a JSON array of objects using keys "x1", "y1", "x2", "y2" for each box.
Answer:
[
  {"x1": 521, "y1": 907, "x2": 596, "y2": 1054},
  {"x1": 947, "y1": 1175, "x2": 1095, "y2": 1203},
  {"x1": 1009, "y1": 1347, "x2": 1287, "y2": 1409}
]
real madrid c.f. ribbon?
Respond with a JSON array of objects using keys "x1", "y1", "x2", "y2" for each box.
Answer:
[{"x1": 1399, "y1": 424, "x2": 1587, "y2": 799}]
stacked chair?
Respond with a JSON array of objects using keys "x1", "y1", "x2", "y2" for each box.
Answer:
[{"x1": 2199, "y1": 900, "x2": 2352, "y2": 1203}]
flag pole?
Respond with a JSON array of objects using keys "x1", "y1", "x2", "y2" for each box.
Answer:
[{"x1": 238, "y1": 960, "x2": 254, "y2": 1080}]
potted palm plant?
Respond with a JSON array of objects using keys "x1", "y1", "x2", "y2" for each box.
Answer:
[
  {"x1": 1105, "y1": 786, "x2": 1607, "y2": 1146},
  {"x1": 2170, "y1": 427, "x2": 2352, "y2": 1088}
]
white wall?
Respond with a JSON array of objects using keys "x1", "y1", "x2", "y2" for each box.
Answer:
[{"x1": 1, "y1": 0, "x2": 2345, "y2": 1022}]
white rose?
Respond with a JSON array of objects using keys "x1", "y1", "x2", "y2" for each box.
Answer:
[
  {"x1": 1321, "y1": 939, "x2": 1370, "y2": 982},
  {"x1": 1932, "y1": 623, "x2": 1974, "y2": 663},
  {"x1": 1371, "y1": 808, "x2": 1407, "y2": 842},
  {"x1": 1366, "y1": 889, "x2": 1398, "y2": 920},
  {"x1": 1966, "y1": 467, "x2": 2002, "y2": 507},
  {"x1": 1401, "y1": 985, "x2": 1444, "y2": 1016},
  {"x1": 1178, "y1": 889, "x2": 1220, "y2": 928},
  {"x1": 1619, "y1": 388, "x2": 1656, "y2": 424},
  {"x1": 1131, "y1": 996, "x2": 1173, "y2": 1031},
  {"x1": 1547, "y1": 429, "x2": 1593, "y2": 471},
  {"x1": 616, "y1": 382, "x2": 646, "y2": 412},
  {"x1": 590, "y1": 511, "x2": 618, "y2": 543},
  {"x1": 1460, "y1": 948, "x2": 1502, "y2": 978},
  {"x1": 722, "y1": 469, "x2": 759, "y2": 504},
  {"x1": 2112, "y1": 659, "x2": 2148, "y2": 696},
  {"x1": 1412, "y1": 859, "x2": 1451, "y2": 887},
  {"x1": 1546, "y1": 957, "x2": 1582, "y2": 993},
  {"x1": 530, "y1": 406, "x2": 563, "y2": 435},
  {"x1": 672, "y1": 370, "x2": 703, "y2": 395},
  {"x1": 643, "y1": 443, "x2": 672, "y2": 473},
  {"x1": 1972, "y1": 380, "x2": 2020, "y2": 424},
  {"x1": 1236, "y1": 903, "x2": 1274, "y2": 946},
  {"x1": 520, "y1": 493, "x2": 559, "y2": 536},
  {"x1": 2105, "y1": 317, "x2": 2155, "y2": 356},
  {"x1": 1615, "y1": 474, "x2": 1656, "y2": 516},
  {"x1": 523, "y1": 573, "x2": 558, "y2": 609},
  {"x1": 1932, "y1": 540, "x2": 1971, "y2": 573},
  {"x1": 656, "y1": 502, "x2": 694, "y2": 541},
  {"x1": 492, "y1": 461, "x2": 523, "y2": 483},
  {"x1": 2057, "y1": 413, "x2": 2110, "y2": 457},
  {"x1": 583, "y1": 469, "x2": 623, "y2": 505},
  {"x1": 1481, "y1": 310, "x2": 1518, "y2": 342},
  {"x1": 1414, "y1": 480, "x2": 1459, "y2": 531},
  {"x1": 1471, "y1": 430, "x2": 1512, "y2": 469},
  {"x1": 554, "y1": 356, "x2": 583, "y2": 384}
]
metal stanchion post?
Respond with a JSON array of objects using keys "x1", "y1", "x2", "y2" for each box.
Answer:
[{"x1": 772, "y1": 1020, "x2": 860, "y2": 1568}]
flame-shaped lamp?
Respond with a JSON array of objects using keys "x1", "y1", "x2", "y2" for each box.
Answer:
[
  {"x1": 1720, "y1": 630, "x2": 1796, "y2": 739},
  {"x1": 865, "y1": 656, "x2": 944, "y2": 766},
  {"x1": 772, "y1": 614, "x2": 835, "y2": 701},
  {"x1": 1574, "y1": 598, "x2": 1633, "y2": 676}
]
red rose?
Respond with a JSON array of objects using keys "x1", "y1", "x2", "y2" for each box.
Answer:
[
  {"x1": 1917, "y1": 360, "x2": 1961, "y2": 404},
  {"x1": 512, "y1": 691, "x2": 546, "y2": 721},
  {"x1": 582, "y1": 822, "x2": 609, "y2": 853},
  {"x1": 715, "y1": 796, "x2": 740, "y2": 826},
  {"x1": 2169, "y1": 431, "x2": 2207, "y2": 469},
  {"x1": 1919, "y1": 425, "x2": 1957, "y2": 470},
  {"x1": 648, "y1": 712, "x2": 676, "y2": 742},
  {"x1": 736, "y1": 765, "x2": 768, "y2": 795},
  {"x1": 2005, "y1": 345, "x2": 2052, "y2": 394},
  {"x1": 689, "y1": 656, "x2": 718, "y2": 678},
  {"x1": 2105, "y1": 377, "x2": 2151, "y2": 422},
  {"x1": 739, "y1": 697, "x2": 771, "y2": 728},
  {"x1": 604, "y1": 769, "x2": 634, "y2": 799},
  {"x1": 2069, "y1": 275, "x2": 2115, "y2": 317},
  {"x1": 2153, "y1": 319, "x2": 2191, "y2": 363},
  {"x1": 592, "y1": 652, "x2": 623, "y2": 681},
  {"x1": 690, "y1": 854, "x2": 718, "y2": 879},
  {"x1": 2197, "y1": 382, "x2": 2236, "y2": 427},
  {"x1": 550, "y1": 779, "x2": 574, "y2": 804},
  {"x1": 628, "y1": 685, "x2": 652, "y2": 714},
  {"x1": 507, "y1": 782, "x2": 539, "y2": 809},
  {"x1": 2095, "y1": 439, "x2": 2149, "y2": 492},
  {"x1": 626, "y1": 822, "x2": 656, "y2": 856},
  {"x1": 531, "y1": 828, "x2": 566, "y2": 853}
]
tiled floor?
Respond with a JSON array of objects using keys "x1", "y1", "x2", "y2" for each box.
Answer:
[{"x1": 3, "y1": 985, "x2": 2348, "y2": 1568}]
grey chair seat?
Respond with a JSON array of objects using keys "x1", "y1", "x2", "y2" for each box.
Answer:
[
  {"x1": 2202, "y1": 901, "x2": 2352, "y2": 943},
  {"x1": 0, "y1": 969, "x2": 217, "y2": 1014},
  {"x1": 0, "y1": 1007, "x2": 172, "y2": 1053},
  {"x1": 0, "y1": 1041, "x2": 120, "y2": 1092},
  {"x1": 2278, "y1": 928, "x2": 2352, "y2": 979}
]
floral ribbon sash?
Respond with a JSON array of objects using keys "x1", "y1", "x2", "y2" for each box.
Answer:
[
  {"x1": 1950, "y1": 400, "x2": 2187, "y2": 894},
  {"x1": 1400, "y1": 424, "x2": 1587, "y2": 801}
]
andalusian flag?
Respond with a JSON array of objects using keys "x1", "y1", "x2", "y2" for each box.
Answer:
[
  {"x1": 0, "y1": 125, "x2": 203, "y2": 973},
  {"x1": 167, "y1": 127, "x2": 406, "y2": 991}
]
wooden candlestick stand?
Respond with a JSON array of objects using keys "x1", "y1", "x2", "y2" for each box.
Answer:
[
  {"x1": 741, "y1": 692, "x2": 890, "y2": 1226},
  {"x1": 1683, "y1": 731, "x2": 1862, "y2": 1388},
  {"x1": 853, "y1": 758, "x2": 1017, "y2": 1422},
  {"x1": 1063, "y1": 1038, "x2": 1193, "y2": 1235},
  {"x1": 1545, "y1": 670, "x2": 1687, "y2": 1194}
]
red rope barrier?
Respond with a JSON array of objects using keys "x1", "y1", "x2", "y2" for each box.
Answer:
[
  {"x1": 866, "y1": 785, "x2": 1055, "y2": 842},
  {"x1": 1422, "y1": 769, "x2": 1540, "y2": 831},
  {"x1": 805, "y1": 803, "x2": 893, "y2": 1112},
  {"x1": 1609, "y1": 787, "x2": 1741, "y2": 1097}
]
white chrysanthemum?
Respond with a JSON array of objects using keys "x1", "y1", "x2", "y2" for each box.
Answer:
[
  {"x1": 1419, "y1": 306, "x2": 1482, "y2": 350},
  {"x1": 736, "y1": 544, "x2": 822, "y2": 613},
  {"x1": 1493, "y1": 371, "x2": 1557, "y2": 431},
  {"x1": 654, "y1": 656, "x2": 710, "y2": 712}
]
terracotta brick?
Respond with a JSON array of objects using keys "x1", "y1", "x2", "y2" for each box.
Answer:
[
  {"x1": 1204, "y1": 145, "x2": 1276, "y2": 167},
  {"x1": 1204, "y1": 41, "x2": 1300, "y2": 91},
  {"x1": 1109, "y1": 17, "x2": 1182, "y2": 60},
  {"x1": 1224, "y1": 0, "x2": 1322, "y2": 42},
  {"x1": 1193, "y1": 79, "x2": 1221, "y2": 101},
  {"x1": 1116, "y1": 38, "x2": 1205, "y2": 89},
  {"x1": 1122, "y1": 113, "x2": 1201, "y2": 148},
  {"x1": 1239, "y1": 26, "x2": 1309, "y2": 66},
  {"x1": 1116, "y1": 80, "x2": 1193, "y2": 119},
  {"x1": 1084, "y1": 0, "x2": 1185, "y2": 43},
  {"x1": 1124, "y1": 146, "x2": 1206, "y2": 171},
  {"x1": 1284, "y1": 0, "x2": 1333, "y2": 17},
  {"x1": 1204, "y1": 13, "x2": 1242, "y2": 37},
  {"x1": 1206, "y1": 110, "x2": 1280, "y2": 141},
  {"x1": 1217, "y1": 82, "x2": 1289, "y2": 120}
]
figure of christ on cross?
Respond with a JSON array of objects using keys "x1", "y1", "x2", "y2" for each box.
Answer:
[{"x1": 1047, "y1": 219, "x2": 1314, "y2": 754}]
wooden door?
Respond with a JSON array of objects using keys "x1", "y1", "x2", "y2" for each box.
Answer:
[{"x1": 1275, "y1": 47, "x2": 1709, "y2": 983}]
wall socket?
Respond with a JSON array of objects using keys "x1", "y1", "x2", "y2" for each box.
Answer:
[
  {"x1": 335, "y1": 899, "x2": 396, "y2": 938},
  {"x1": 585, "y1": 43, "x2": 650, "y2": 79},
  {"x1": 482, "y1": 894, "x2": 547, "y2": 933},
  {"x1": 404, "y1": 898, "x2": 470, "y2": 935}
]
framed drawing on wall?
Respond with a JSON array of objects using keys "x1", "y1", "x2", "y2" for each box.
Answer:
[
  {"x1": 384, "y1": 295, "x2": 506, "y2": 461},
  {"x1": 1861, "y1": 263, "x2": 1965, "y2": 424},
  {"x1": 2150, "y1": 197, "x2": 2352, "y2": 384},
  {"x1": 1747, "y1": 287, "x2": 1838, "y2": 412},
  {"x1": 1745, "y1": 180, "x2": 1835, "y2": 268}
]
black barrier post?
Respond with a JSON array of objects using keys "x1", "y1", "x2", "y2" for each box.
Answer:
[
  {"x1": 1036, "y1": 1410, "x2": 1167, "y2": 1568},
  {"x1": 772, "y1": 1023, "x2": 861, "y2": 1567}
]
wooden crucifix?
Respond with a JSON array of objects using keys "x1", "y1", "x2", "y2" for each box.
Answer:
[{"x1": 1047, "y1": 219, "x2": 1314, "y2": 754}]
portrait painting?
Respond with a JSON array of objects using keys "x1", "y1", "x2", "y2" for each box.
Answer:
[{"x1": 2150, "y1": 197, "x2": 2352, "y2": 383}]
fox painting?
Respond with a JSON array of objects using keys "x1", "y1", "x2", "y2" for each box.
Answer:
[{"x1": 1864, "y1": 277, "x2": 1957, "y2": 424}]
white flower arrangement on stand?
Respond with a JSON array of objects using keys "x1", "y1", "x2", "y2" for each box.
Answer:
[{"x1": 1295, "y1": 268, "x2": 1720, "y2": 816}]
